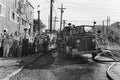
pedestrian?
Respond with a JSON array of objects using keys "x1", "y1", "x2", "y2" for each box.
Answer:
[
  {"x1": 0, "y1": 33, "x2": 4, "y2": 57},
  {"x1": 33, "y1": 36, "x2": 39, "y2": 53},
  {"x1": 3, "y1": 35, "x2": 13, "y2": 57},
  {"x1": 28, "y1": 33, "x2": 34, "y2": 55},
  {"x1": 42, "y1": 34, "x2": 50, "y2": 54},
  {"x1": 21, "y1": 28, "x2": 30, "y2": 57},
  {"x1": 9, "y1": 32, "x2": 19, "y2": 57}
]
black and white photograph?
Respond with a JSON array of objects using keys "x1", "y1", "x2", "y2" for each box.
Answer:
[{"x1": 0, "y1": 0, "x2": 120, "y2": 80}]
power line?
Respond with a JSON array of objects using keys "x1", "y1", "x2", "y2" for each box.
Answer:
[
  {"x1": 45, "y1": 0, "x2": 49, "y2": 4},
  {"x1": 41, "y1": 6, "x2": 49, "y2": 11},
  {"x1": 53, "y1": 5, "x2": 58, "y2": 17},
  {"x1": 34, "y1": 6, "x2": 49, "y2": 14},
  {"x1": 40, "y1": 19, "x2": 118, "y2": 22},
  {"x1": 58, "y1": 4, "x2": 66, "y2": 31},
  {"x1": 53, "y1": 16, "x2": 58, "y2": 30},
  {"x1": 36, "y1": 0, "x2": 40, "y2": 5}
]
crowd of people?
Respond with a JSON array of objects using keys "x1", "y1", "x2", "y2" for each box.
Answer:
[
  {"x1": 1, "y1": 25, "x2": 119, "y2": 58},
  {"x1": 0, "y1": 28, "x2": 51, "y2": 58},
  {"x1": 108, "y1": 31, "x2": 119, "y2": 43},
  {"x1": 96, "y1": 31, "x2": 120, "y2": 45}
]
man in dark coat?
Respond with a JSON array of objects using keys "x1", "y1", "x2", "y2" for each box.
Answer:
[
  {"x1": 21, "y1": 28, "x2": 30, "y2": 57},
  {"x1": 42, "y1": 35, "x2": 50, "y2": 54}
]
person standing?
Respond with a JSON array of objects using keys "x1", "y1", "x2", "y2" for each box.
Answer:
[
  {"x1": 2, "y1": 28, "x2": 12, "y2": 57},
  {"x1": 9, "y1": 32, "x2": 20, "y2": 57},
  {"x1": 3, "y1": 35, "x2": 13, "y2": 57},
  {"x1": 0, "y1": 33, "x2": 4, "y2": 57},
  {"x1": 29, "y1": 33, "x2": 34, "y2": 55},
  {"x1": 42, "y1": 34, "x2": 50, "y2": 54},
  {"x1": 21, "y1": 28, "x2": 30, "y2": 57}
]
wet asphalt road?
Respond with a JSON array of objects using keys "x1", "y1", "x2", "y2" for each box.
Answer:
[{"x1": 9, "y1": 52, "x2": 111, "y2": 80}]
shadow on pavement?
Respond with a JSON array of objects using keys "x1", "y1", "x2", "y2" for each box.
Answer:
[
  {"x1": 58, "y1": 50, "x2": 93, "y2": 64},
  {"x1": 24, "y1": 54, "x2": 55, "y2": 69}
]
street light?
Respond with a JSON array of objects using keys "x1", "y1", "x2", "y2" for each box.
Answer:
[
  {"x1": 37, "y1": 5, "x2": 40, "y2": 33},
  {"x1": 93, "y1": 21, "x2": 96, "y2": 33},
  {"x1": 93, "y1": 21, "x2": 96, "y2": 26}
]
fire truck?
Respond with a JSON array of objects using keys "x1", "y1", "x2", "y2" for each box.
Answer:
[{"x1": 58, "y1": 25, "x2": 99, "y2": 57}]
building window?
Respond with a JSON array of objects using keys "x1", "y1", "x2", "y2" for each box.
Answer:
[
  {"x1": 22, "y1": 19, "x2": 26, "y2": 26},
  {"x1": 12, "y1": 12, "x2": 15, "y2": 20},
  {"x1": 0, "y1": 3, "x2": 6, "y2": 17},
  {"x1": 15, "y1": 0, "x2": 16, "y2": 7},
  {"x1": 10, "y1": 10, "x2": 19, "y2": 23},
  {"x1": 17, "y1": 16, "x2": 20, "y2": 22},
  {"x1": 30, "y1": 11, "x2": 32, "y2": 19},
  {"x1": 22, "y1": 19, "x2": 24, "y2": 25},
  {"x1": 14, "y1": 0, "x2": 19, "y2": 8},
  {"x1": 0, "y1": 4, "x2": 2, "y2": 14}
]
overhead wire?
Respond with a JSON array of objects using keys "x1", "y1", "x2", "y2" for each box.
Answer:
[
  {"x1": 36, "y1": 0, "x2": 40, "y2": 6},
  {"x1": 44, "y1": 0, "x2": 49, "y2": 4},
  {"x1": 54, "y1": 1, "x2": 110, "y2": 12},
  {"x1": 34, "y1": 6, "x2": 49, "y2": 13},
  {"x1": 41, "y1": 6, "x2": 49, "y2": 11},
  {"x1": 53, "y1": 5, "x2": 59, "y2": 18}
]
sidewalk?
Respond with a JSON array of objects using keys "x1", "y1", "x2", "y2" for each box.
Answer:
[{"x1": 0, "y1": 54, "x2": 40, "y2": 80}]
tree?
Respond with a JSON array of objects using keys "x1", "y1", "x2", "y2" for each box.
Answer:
[{"x1": 33, "y1": 19, "x2": 46, "y2": 32}]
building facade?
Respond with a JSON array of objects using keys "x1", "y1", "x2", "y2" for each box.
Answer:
[{"x1": 0, "y1": 0, "x2": 34, "y2": 34}]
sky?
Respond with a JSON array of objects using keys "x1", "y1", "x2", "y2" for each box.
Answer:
[{"x1": 28, "y1": 0, "x2": 120, "y2": 29}]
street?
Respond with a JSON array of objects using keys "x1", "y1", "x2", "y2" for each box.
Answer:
[
  {"x1": 1, "y1": 0, "x2": 120, "y2": 80},
  {"x1": 8, "y1": 52, "x2": 110, "y2": 80},
  {"x1": 0, "y1": 39, "x2": 120, "y2": 80},
  {"x1": 0, "y1": 44, "x2": 120, "y2": 80}
]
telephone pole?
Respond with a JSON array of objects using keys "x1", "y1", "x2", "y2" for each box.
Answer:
[
  {"x1": 102, "y1": 16, "x2": 110, "y2": 35},
  {"x1": 58, "y1": 4, "x2": 66, "y2": 32},
  {"x1": 50, "y1": 0, "x2": 53, "y2": 32},
  {"x1": 37, "y1": 5, "x2": 40, "y2": 32},
  {"x1": 102, "y1": 21, "x2": 105, "y2": 34},
  {"x1": 48, "y1": 15, "x2": 50, "y2": 30},
  {"x1": 106, "y1": 16, "x2": 110, "y2": 34},
  {"x1": 53, "y1": 16, "x2": 58, "y2": 30},
  {"x1": 108, "y1": 16, "x2": 110, "y2": 27}
]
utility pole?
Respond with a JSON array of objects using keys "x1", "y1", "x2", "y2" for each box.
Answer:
[
  {"x1": 107, "y1": 16, "x2": 110, "y2": 34},
  {"x1": 48, "y1": 15, "x2": 50, "y2": 30},
  {"x1": 53, "y1": 16, "x2": 58, "y2": 30},
  {"x1": 93, "y1": 21, "x2": 96, "y2": 34},
  {"x1": 102, "y1": 21, "x2": 105, "y2": 34},
  {"x1": 50, "y1": 0, "x2": 53, "y2": 32},
  {"x1": 18, "y1": 0, "x2": 23, "y2": 34},
  {"x1": 58, "y1": 4, "x2": 66, "y2": 32},
  {"x1": 102, "y1": 16, "x2": 110, "y2": 35},
  {"x1": 37, "y1": 5, "x2": 40, "y2": 33},
  {"x1": 108, "y1": 16, "x2": 110, "y2": 27}
]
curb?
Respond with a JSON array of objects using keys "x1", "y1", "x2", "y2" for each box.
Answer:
[
  {"x1": 2, "y1": 53, "x2": 43, "y2": 80},
  {"x1": 106, "y1": 62, "x2": 116, "y2": 80}
]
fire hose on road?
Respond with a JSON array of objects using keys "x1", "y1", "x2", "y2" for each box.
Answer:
[{"x1": 93, "y1": 49, "x2": 120, "y2": 80}]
